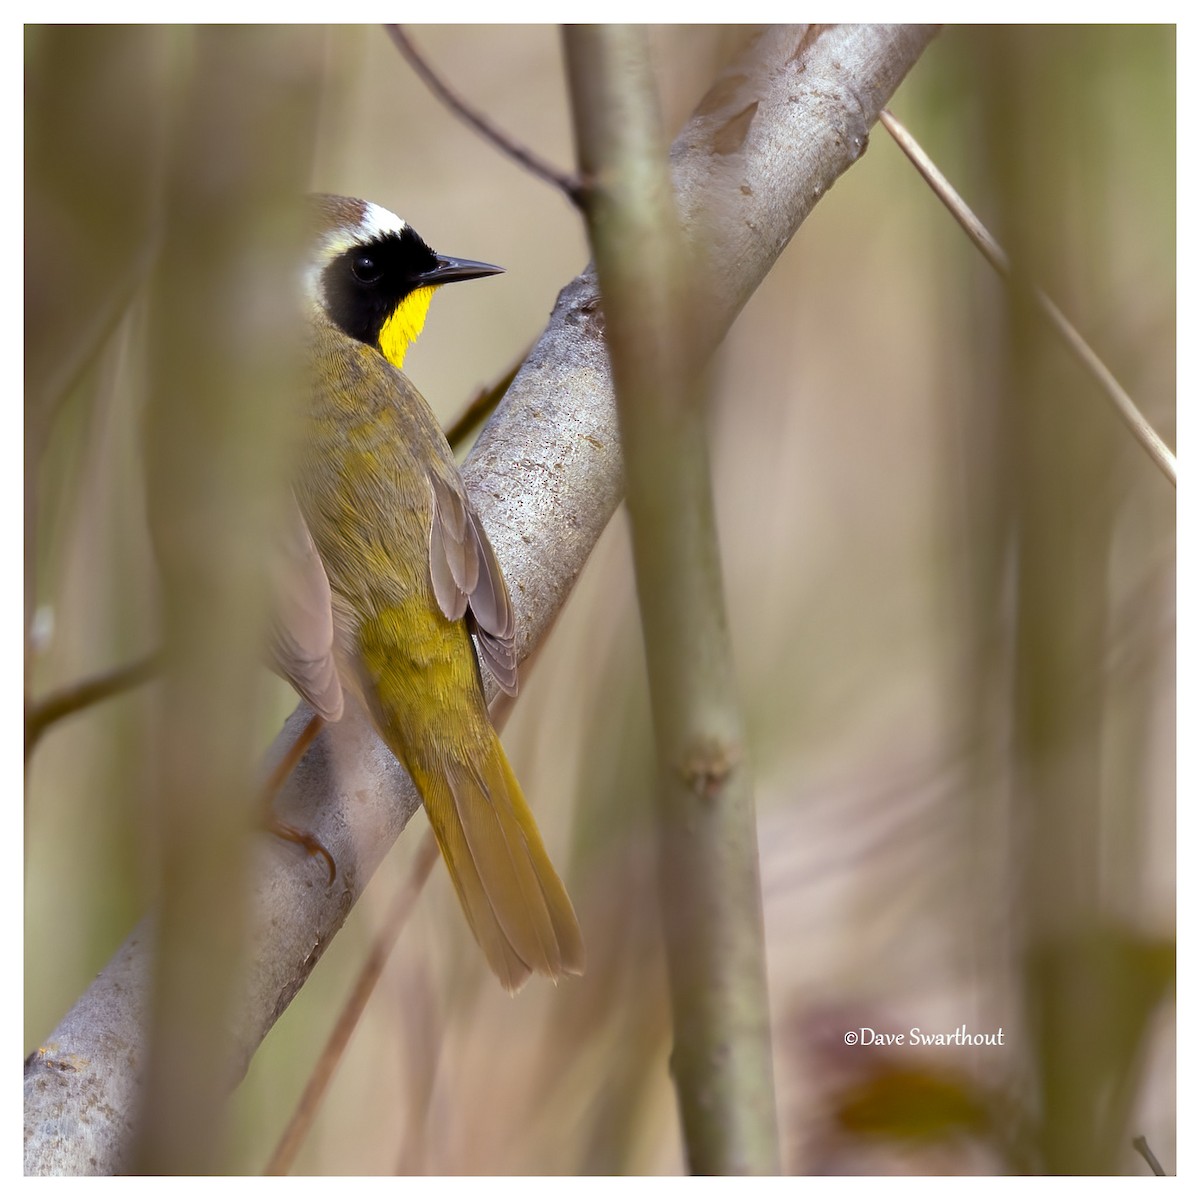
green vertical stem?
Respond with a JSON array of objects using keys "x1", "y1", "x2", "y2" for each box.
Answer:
[
  {"x1": 564, "y1": 25, "x2": 780, "y2": 1174},
  {"x1": 973, "y1": 28, "x2": 1162, "y2": 1174},
  {"x1": 134, "y1": 27, "x2": 321, "y2": 1173}
]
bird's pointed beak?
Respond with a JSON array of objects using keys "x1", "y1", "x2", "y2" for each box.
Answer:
[{"x1": 421, "y1": 254, "x2": 505, "y2": 287}]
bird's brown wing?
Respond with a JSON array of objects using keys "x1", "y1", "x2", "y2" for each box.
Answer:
[
  {"x1": 427, "y1": 470, "x2": 518, "y2": 697},
  {"x1": 269, "y1": 493, "x2": 345, "y2": 721}
]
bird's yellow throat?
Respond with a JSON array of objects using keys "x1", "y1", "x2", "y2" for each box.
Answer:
[{"x1": 379, "y1": 285, "x2": 436, "y2": 370}]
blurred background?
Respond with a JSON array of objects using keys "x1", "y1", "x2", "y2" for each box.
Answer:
[{"x1": 25, "y1": 25, "x2": 1175, "y2": 1174}]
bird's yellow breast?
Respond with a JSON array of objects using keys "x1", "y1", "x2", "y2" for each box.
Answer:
[{"x1": 378, "y1": 285, "x2": 436, "y2": 370}]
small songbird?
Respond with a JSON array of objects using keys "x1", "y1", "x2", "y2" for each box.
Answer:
[{"x1": 278, "y1": 194, "x2": 583, "y2": 991}]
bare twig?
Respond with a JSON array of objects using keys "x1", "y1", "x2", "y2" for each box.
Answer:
[
  {"x1": 25, "y1": 653, "x2": 160, "y2": 760},
  {"x1": 444, "y1": 353, "x2": 525, "y2": 450},
  {"x1": 386, "y1": 25, "x2": 586, "y2": 206},
  {"x1": 879, "y1": 108, "x2": 1176, "y2": 488},
  {"x1": 1132, "y1": 1134, "x2": 1166, "y2": 1176},
  {"x1": 261, "y1": 713, "x2": 335, "y2": 884}
]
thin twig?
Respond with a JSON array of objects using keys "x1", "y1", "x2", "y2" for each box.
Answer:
[
  {"x1": 264, "y1": 834, "x2": 440, "y2": 1175},
  {"x1": 385, "y1": 25, "x2": 586, "y2": 207},
  {"x1": 1132, "y1": 1134, "x2": 1166, "y2": 1176},
  {"x1": 262, "y1": 713, "x2": 335, "y2": 884},
  {"x1": 879, "y1": 109, "x2": 1176, "y2": 489},
  {"x1": 24, "y1": 652, "x2": 160, "y2": 760},
  {"x1": 444, "y1": 353, "x2": 525, "y2": 451}
]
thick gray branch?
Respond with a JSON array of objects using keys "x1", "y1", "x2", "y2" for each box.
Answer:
[{"x1": 24, "y1": 23, "x2": 938, "y2": 1175}]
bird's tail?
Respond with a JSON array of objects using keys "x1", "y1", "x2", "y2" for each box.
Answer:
[{"x1": 413, "y1": 734, "x2": 584, "y2": 992}]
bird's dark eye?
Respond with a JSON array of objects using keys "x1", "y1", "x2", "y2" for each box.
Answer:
[{"x1": 351, "y1": 253, "x2": 383, "y2": 285}]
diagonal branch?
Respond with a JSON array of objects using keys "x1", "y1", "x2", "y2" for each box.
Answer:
[
  {"x1": 24, "y1": 653, "x2": 160, "y2": 760},
  {"x1": 23, "y1": 24, "x2": 940, "y2": 1175},
  {"x1": 879, "y1": 108, "x2": 1176, "y2": 488},
  {"x1": 386, "y1": 24, "x2": 586, "y2": 205}
]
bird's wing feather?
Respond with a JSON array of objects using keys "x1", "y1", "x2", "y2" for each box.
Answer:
[
  {"x1": 427, "y1": 469, "x2": 519, "y2": 697},
  {"x1": 268, "y1": 495, "x2": 344, "y2": 721}
]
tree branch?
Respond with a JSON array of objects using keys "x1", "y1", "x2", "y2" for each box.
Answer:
[
  {"x1": 385, "y1": 24, "x2": 586, "y2": 205},
  {"x1": 1132, "y1": 1134, "x2": 1166, "y2": 1176},
  {"x1": 24, "y1": 24, "x2": 939, "y2": 1175},
  {"x1": 565, "y1": 24, "x2": 779, "y2": 1173},
  {"x1": 24, "y1": 654, "x2": 159, "y2": 761},
  {"x1": 878, "y1": 108, "x2": 1176, "y2": 488}
]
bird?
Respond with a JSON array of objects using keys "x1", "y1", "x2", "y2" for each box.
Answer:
[{"x1": 276, "y1": 193, "x2": 583, "y2": 991}]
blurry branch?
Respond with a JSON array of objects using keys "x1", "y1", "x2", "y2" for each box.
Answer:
[
  {"x1": 879, "y1": 108, "x2": 1176, "y2": 488},
  {"x1": 971, "y1": 28, "x2": 1164, "y2": 1173},
  {"x1": 24, "y1": 653, "x2": 159, "y2": 761},
  {"x1": 1132, "y1": 1135, "x2": 1166, "y2": 1176},
  {"x1": 386, "y1": 24, "x2": 586, "y2": 206},
  {"x1": 131, "y1": 27, "x2": 325, "y2": 1174},
  {"x1": 565, "y1": 25, "x2": 778, "y2": 1173},
  {"x1": 24, "y1": 24, "x2": 938, "y2": 1175}
]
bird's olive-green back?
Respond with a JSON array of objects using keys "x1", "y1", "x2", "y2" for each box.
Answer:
[{"x1": 297, "y1": 315, "x2": 489, "y2": 751}]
